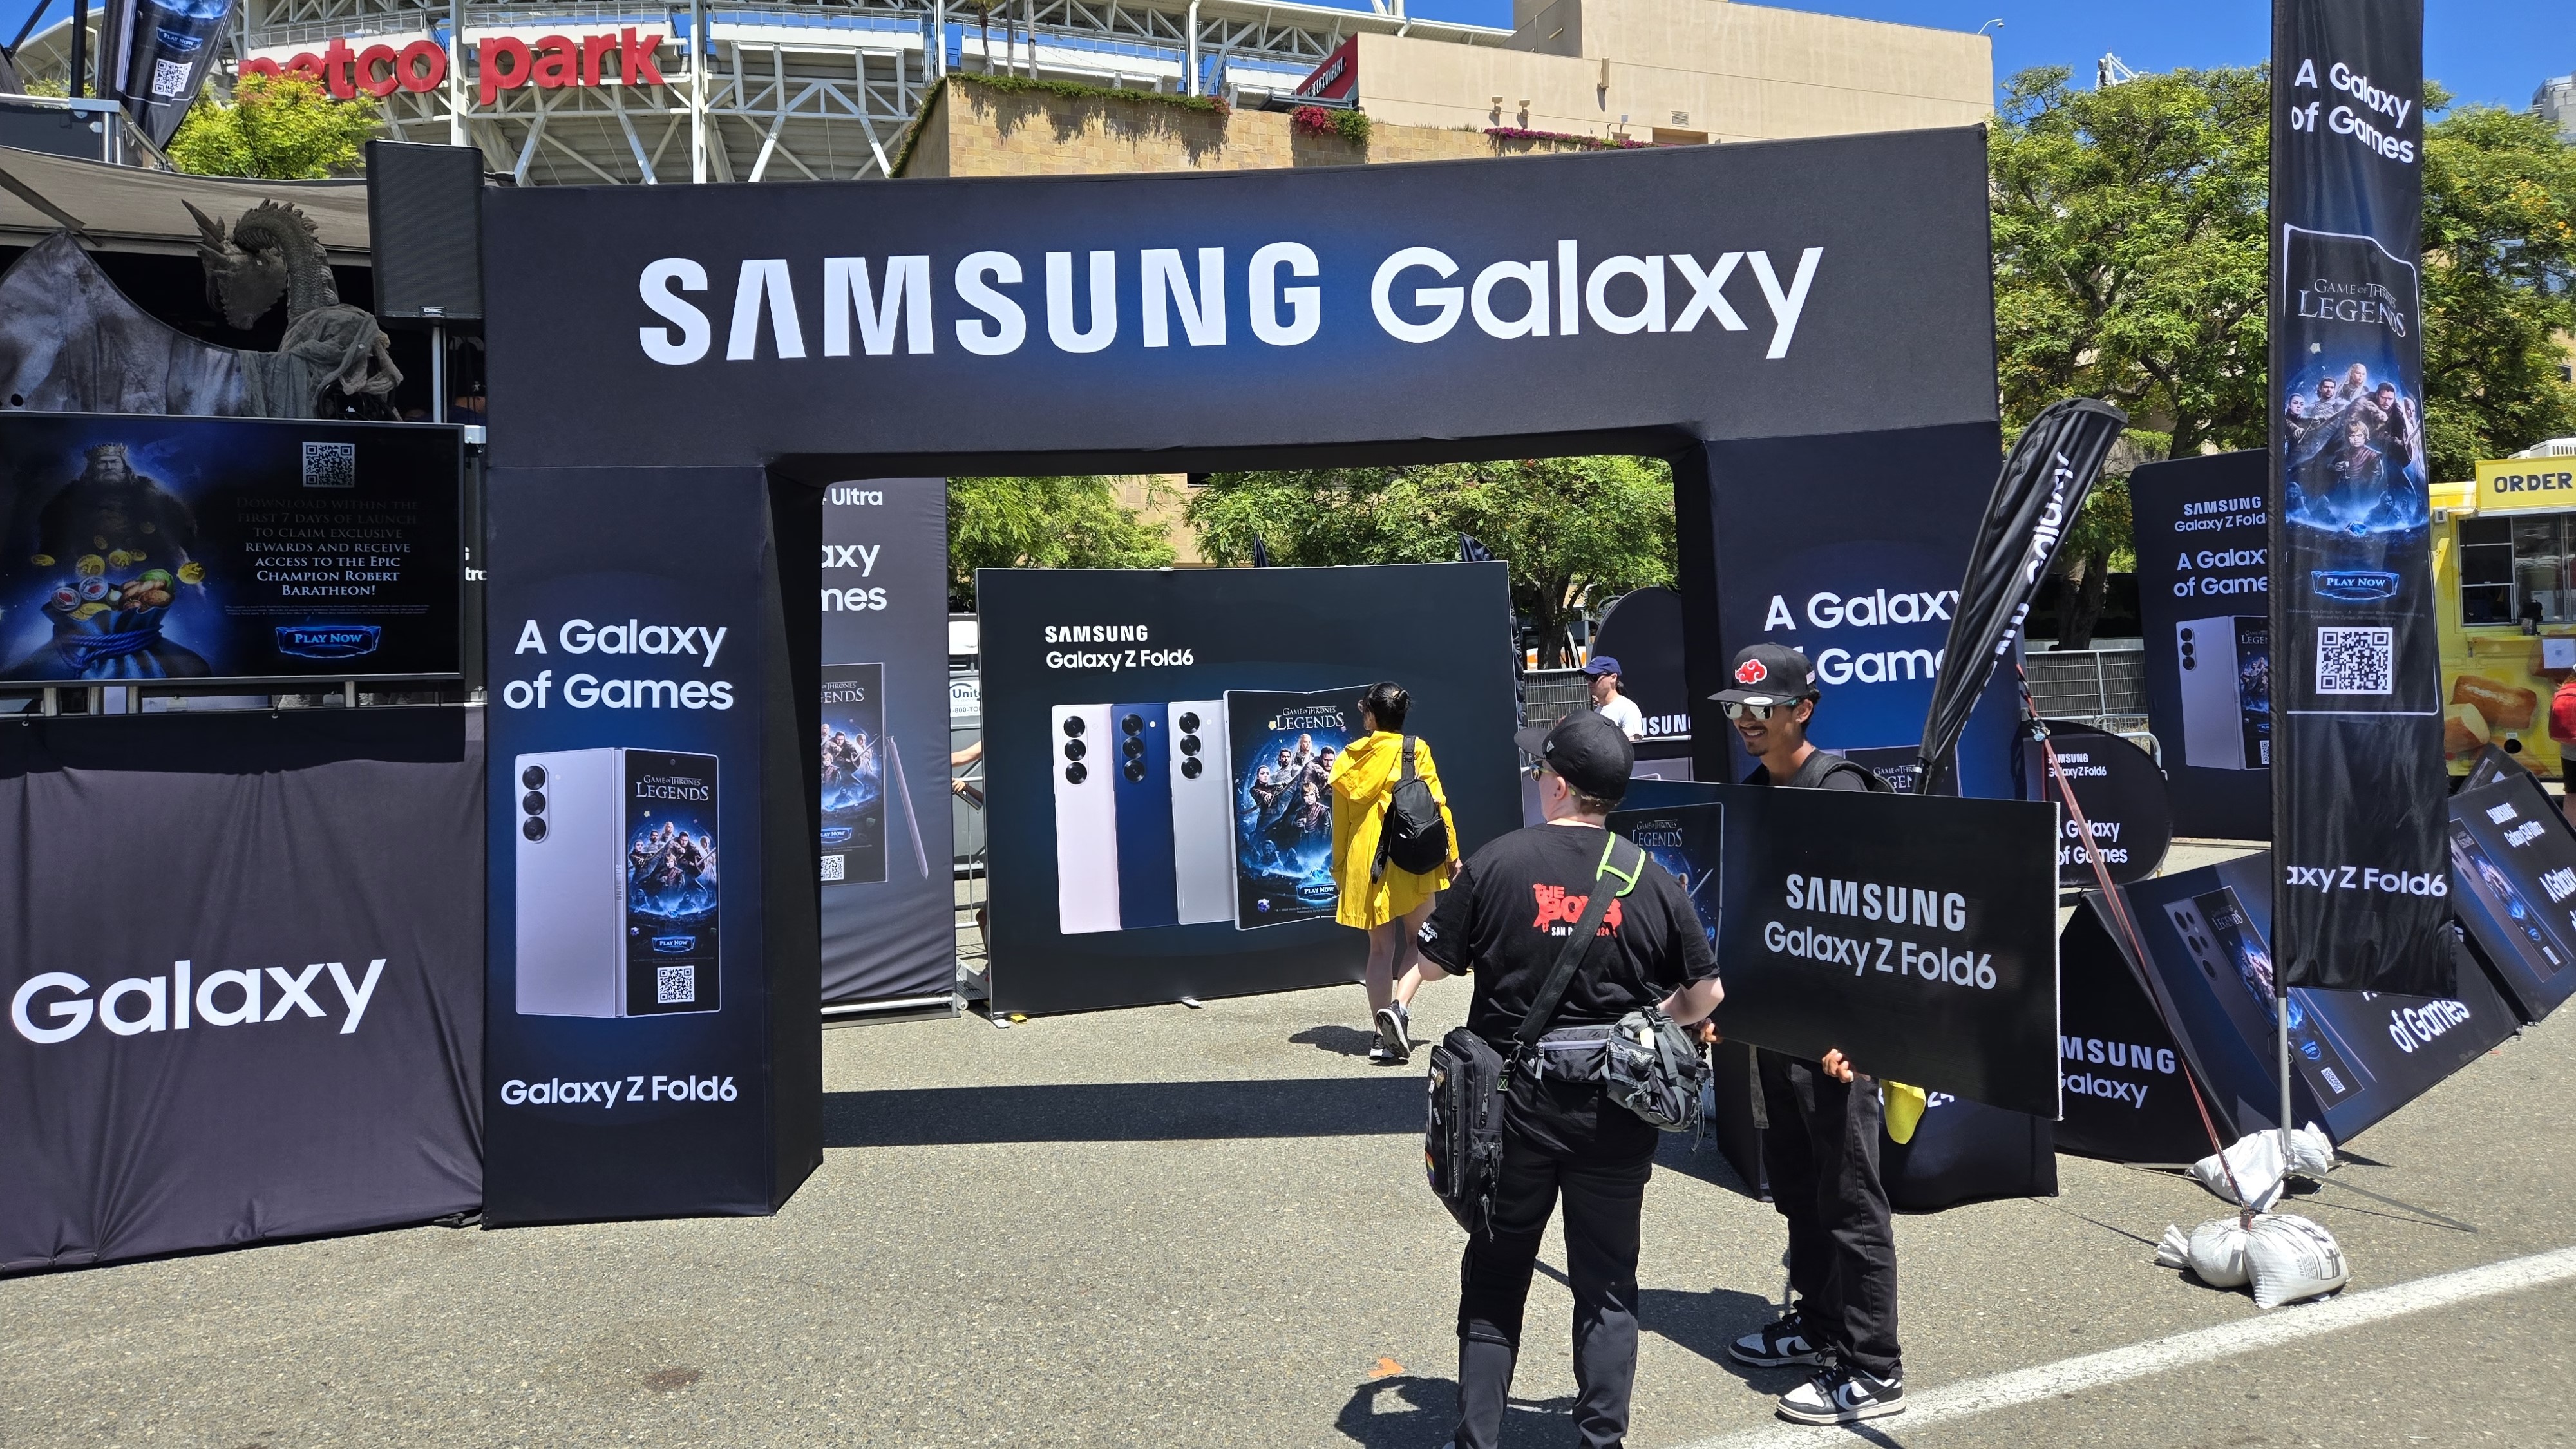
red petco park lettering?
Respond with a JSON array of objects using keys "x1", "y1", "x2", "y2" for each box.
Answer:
[{"x1": 243, "y1": 30, "x2": 665, "y2": 104}]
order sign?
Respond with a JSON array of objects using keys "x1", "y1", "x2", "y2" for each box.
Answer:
[{"x1": 1678, "y1": 782, "x2": 2062, "y2": 1117}]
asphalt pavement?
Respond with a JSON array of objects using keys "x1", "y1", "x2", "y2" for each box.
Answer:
[{"x1": 6, "y1": 845, "x2": 2573, "y2": 1448}]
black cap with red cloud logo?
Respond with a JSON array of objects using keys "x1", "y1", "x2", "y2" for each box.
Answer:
[{"x1": 1709, "y1": 643, "x2": 1818, "y2": 706}]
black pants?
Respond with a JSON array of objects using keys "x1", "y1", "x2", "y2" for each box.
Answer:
[
  {"x1": 1756, "y1": 1049, "x2": 1901, "y2": 1381},
  {"x1": 1454, "y1": 1077, "x2": 1656, "y2": 1449}
]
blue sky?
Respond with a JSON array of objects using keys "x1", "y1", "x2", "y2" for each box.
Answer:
[
  {"x1": 1395, "y1": 0, "x2": 2570, "y2": 113},
  {"x1": 4, "y1": 0, "x2": 2564, "y2": 113}
]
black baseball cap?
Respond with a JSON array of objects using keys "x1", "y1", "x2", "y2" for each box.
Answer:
[
  {"x1": 1513, "y1": 711, "x2": 1635, "y2": 802},
  {"x1": 1710, "y1": 643, "x2": 1817, "y2": 706}
]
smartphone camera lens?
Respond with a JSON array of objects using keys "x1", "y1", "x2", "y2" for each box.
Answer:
[
  {"x1": 1121, "y1": 714, "x2": 1144, "y2": 735},
  {"x1": 1179, "y1": 735, "x2": 1200, "y2": 756},
  {"x1": 1177, "y1": 712, "x2": 1200, "y2": 732},
  {"x1": 1062, "y1": 715, "x2": 1086, "y2": 737},
  {"x1": 1063, "y1": 739, "x2": 1086, "y2": 761},
  {"x1": 1065, "y1": 762, "x2": 1087, "y2": 785},
  {"x1": 522, "y1": 817, "x2": 548, "y2": 842},
  {"x1": 1122, "y1": 736, "x2": 1146, "y2": 760},
  {"x1": 1124, "y1": 760, "x2": 1147, "y2": 782},
  {"x1": 522, "y1": 791, "x2": 546, "y2": 816},
  {"x1": 521, "y1": 764, "x2": 546, "y2": 790},
  {"x1": 1180, "y1": 757, "x2": 1203, "y2": 779}
]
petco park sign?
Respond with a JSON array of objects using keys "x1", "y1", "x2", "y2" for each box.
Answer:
[{"x1": 245, "y1": 30, "x2": 666, "y2": 103}]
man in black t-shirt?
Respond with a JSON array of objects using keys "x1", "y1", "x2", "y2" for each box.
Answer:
[
  {"x1": 1412, "y1": 710, "x2": 1723, "y2": 1449},
  {"x1": 1710, "y1": 643, "x2": 1905, "y2": 1426}
]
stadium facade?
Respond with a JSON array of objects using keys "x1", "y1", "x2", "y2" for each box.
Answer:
[{"x1": 18, "y1": 0, "x2": 1991, "y2": 186}]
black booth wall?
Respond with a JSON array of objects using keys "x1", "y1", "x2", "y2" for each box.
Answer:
[{"x1": 0, "y1": 709, "x2": 483, "y2": 1271}]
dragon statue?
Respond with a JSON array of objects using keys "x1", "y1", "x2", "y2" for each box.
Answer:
[{"x1": 0, "y1": 198, "x2": 402, "y2": 419}]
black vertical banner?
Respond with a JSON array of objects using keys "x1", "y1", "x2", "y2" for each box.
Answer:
[{"x1": 2269, "y1": 0, "x2": 2449, "y2": 992}]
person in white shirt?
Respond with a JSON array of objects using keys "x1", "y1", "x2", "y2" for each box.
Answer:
[{"x1": 1586, "y1": 655, "x2": 1646, "y2": 741}]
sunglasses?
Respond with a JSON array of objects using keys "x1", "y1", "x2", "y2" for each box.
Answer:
[
  {"x1": 1720, "y1": 700, "x2": 1803, "y2": 721},
  {"x1": 1525, "y1": 762, "x2": 1555, "y2": 781}
]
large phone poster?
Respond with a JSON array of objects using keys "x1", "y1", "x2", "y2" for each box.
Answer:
[
  {"x1": 483, "y1": 464, "x2": 817, "y2": 1227},
  {"x1": 2132, "y1": 449, "x2": 2273, "y2": 840},
  {"x1": 815, "y1": 479, "x2": 949, "y2": 1008},
  {"x1": 2447, "y1": 770, "x2": 2576, "y2": 1023},
  {"x1": 0, "y1": 413, "x2": 461, "y2": 685},
  {"x1": 2117, "y1": 851, "x2": 2512, "y2": 1146},
  {"x1": 1226, "y1": 687, "x2": 1359, "y2": 929},
  {"x1": 978, "y1": 563, "x2": 1519, "y2": 1016}
]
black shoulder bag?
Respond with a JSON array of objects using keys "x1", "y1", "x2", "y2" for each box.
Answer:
[
  {"x1": 1374, "y1": 735, "x2": 1452, "y2": 879},
  {"x1": 1424, "y1": 833, "x2": 1644, "y2": 1236}
]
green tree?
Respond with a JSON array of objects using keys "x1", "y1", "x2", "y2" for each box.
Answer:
[
  {"x1": 1990, "y1": 64, "x2": 2576, "y2": 646},
  {"x1": 2420, "y1": 104, "x2": 2576, "y2": 480},
  {"x1": 947, "y1": 474, "x2": 1175, "y2": 611},
  {"x1": 1991, "y1": 64, "x2": 2271, "y2": 459},
  {"x1": 1186, "y1": 456, "x2": 1674, "y2": 667},
  {"x1": 167, "y1": 72, "x2": 380, "y2": 179}
]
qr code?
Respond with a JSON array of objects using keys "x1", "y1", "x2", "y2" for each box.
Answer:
[
  {"x1": 2315, "y1": 626, "x2": 2394, "y2": 696},
  {"x1": 819, "y1": 854, "x2": 845, "y2": 882},
  {"x1": 150, "y1": 57, "x2": 190, "y2": 97},
  {"x1": 655, "y1": 965, "x2": 696, "y2": 1005},
  {"x1": 302, "y1": 441, "x2": 356, "y2": 489}
]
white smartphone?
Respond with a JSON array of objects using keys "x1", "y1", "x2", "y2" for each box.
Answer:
[
  {"x1": 515, "y1": 748, "x2": 624, "y2": 1018},
  {"x1": 1168, "y1": 698, "x2": 1233, "y2": 925},
  {"x1": 1051, "y1": 704, "x2": 1122, "y2": 934}
]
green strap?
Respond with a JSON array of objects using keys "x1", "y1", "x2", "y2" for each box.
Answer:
[{"x1": 1596, "y1": 833, "x2": 1643, "y2": 896}]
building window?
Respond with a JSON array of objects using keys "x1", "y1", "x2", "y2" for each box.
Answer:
[{"x1": 2459, "y1": 516, "x2": 2512, "y2": 623}]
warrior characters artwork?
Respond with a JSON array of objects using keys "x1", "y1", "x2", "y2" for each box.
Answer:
[
  {"x1": 628, "y1": 815, "x2": 719, "y2": 928},
  {"x1": 820, "y1": 723, "x2": 878, "y2": 814},
  {"x1": 3, "y1": 442, "x2": 211, "y2": 679},
  {"x1": 1226, "y1": 690, "x2": 1359, "y2": 928},
  {"x1": 817, "y1": 663, "x2": 889, "y2": 882}
]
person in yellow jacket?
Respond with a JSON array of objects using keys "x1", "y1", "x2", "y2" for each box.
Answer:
[{"x1": 1329, "y1": 681, "x2": 1459, "y2": 1065}]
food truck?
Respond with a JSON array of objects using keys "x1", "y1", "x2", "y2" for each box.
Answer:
[{"x1": 2435, "y1": 457, "x2": 2576, "y2": 777}]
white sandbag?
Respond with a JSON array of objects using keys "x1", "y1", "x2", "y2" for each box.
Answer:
[
  {"x1": 2244, "y1": 1213, "x2": 2350, "y2": 1309},
  {"x1": 2157, "y1": 1218, "x2": 2252, "y2": 1289},
  {"x1": 2188, "y1": 1124, "x2": 2336, "y2": 1211}
]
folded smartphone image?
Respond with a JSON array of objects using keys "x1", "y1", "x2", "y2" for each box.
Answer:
[
  {"x1": 515, "y1": 746, "x2": 721, "y2": 1018},
  {"x1": 2176, "y1": 615, "x2": 2269, "y2": 770},
  {"x1": 819, "y1": 663, "x2": 888, "y2": 886},
  {"x1": 1168, "y1": 698, "x2": 1234, "y2": 926},
  {"x1": 1052, "y1": 703, "x2": 1122, "y2": 934},
  {"x1": 2166, "y1": 887, "x2": 2360, "y2": 1106},
  {"x1": 1110, "y1": 702, "x2": 1179, "y2": 931}
]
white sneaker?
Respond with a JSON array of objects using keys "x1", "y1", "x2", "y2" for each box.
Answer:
[{"x1": 1776, "y1": 1365, "x2": 1904, "y2": 1425}]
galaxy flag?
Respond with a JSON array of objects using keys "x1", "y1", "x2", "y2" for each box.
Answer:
[{"x1": 2267, "y1": 0, "x2": 2449, "y2": 994}]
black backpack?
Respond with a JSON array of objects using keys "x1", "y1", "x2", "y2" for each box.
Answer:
[
  {"x1": 1785, "y1": 749, "x2": 1894, "y2": 793},
  {"x1": 1373, "y1": 734, "x2": 1452, "y2": 878}
]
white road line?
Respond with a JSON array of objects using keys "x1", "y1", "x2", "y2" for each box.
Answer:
[{"x1": 1671, "y1": 1244, "x2": 2576, "y2": 1448}]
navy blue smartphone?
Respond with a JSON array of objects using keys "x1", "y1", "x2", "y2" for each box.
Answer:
[{"x1": 1110, "y1": 702, "x2": 1178, "y2": 930}]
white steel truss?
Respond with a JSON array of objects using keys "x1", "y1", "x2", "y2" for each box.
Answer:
[{"x1": 96, "y1": 0, "x2": 1504, "y2": 185}]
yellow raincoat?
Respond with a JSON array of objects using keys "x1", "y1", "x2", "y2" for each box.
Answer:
[{"x1": 1329, "y1": 732, "x2": 1459, "y2": 929}]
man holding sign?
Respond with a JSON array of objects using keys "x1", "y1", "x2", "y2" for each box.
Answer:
[{"x1": 1710, "y1": 643, "x2": 1907, "y2": 1426}]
